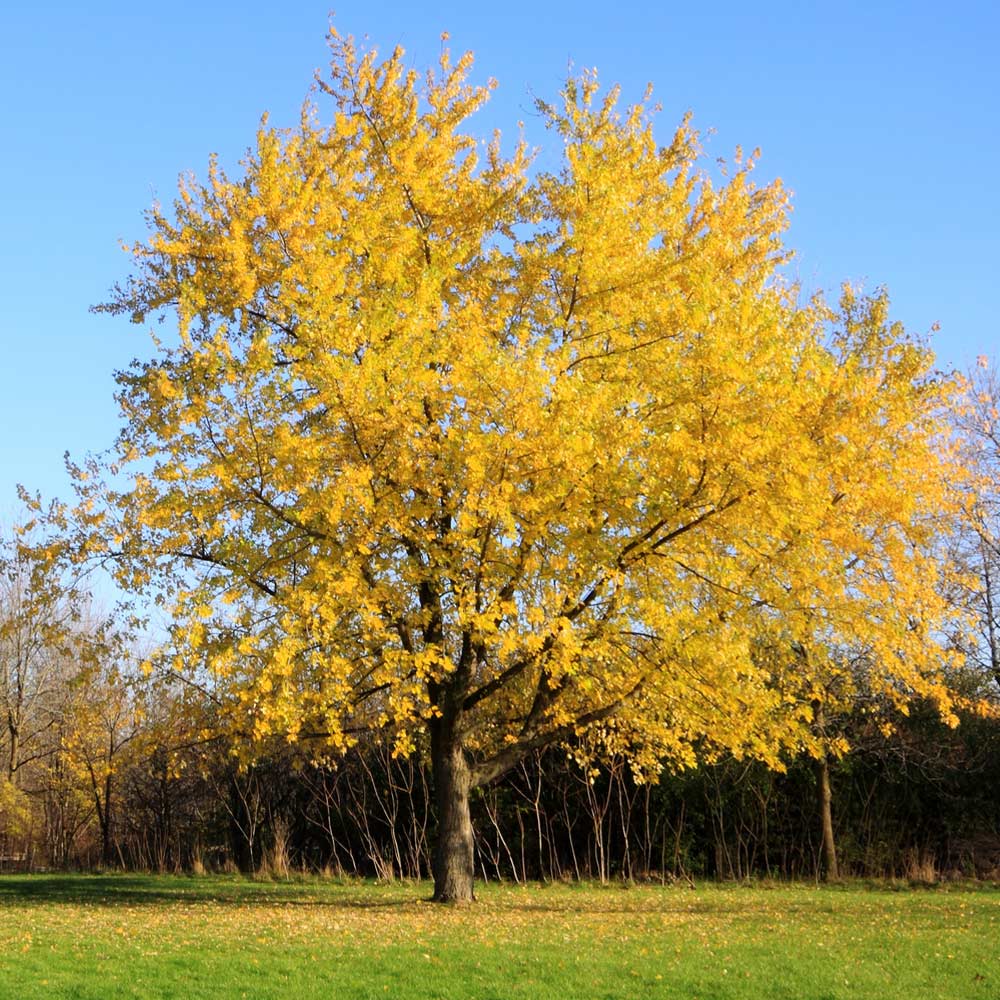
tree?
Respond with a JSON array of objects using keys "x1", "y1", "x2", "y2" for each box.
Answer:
[
  {"x1": 952, "y1": 359, "x2": 1000, "y2": 688},
  {"x1": 0, "y1": 521, "x2": 124, "y2": 866},
  {"x1": 61, "y1": 650, "x2": 145, "y2": 867},
  {"x1": 83, "y1": 33, "x2": 965, "y2": 901},
  {"x1": 0, "y1": 526, "x2": 88, "y2": 788}
]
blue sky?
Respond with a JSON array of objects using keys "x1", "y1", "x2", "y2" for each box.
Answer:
[{"x1": 1, "y1": 0, "x2": 997, "y2": 514}]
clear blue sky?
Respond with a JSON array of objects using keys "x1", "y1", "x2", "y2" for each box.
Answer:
[{"x1": 1, "y1": 0, "x2": 997, "y2": 513}]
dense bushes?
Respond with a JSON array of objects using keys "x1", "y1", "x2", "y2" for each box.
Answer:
[{"x1": 5, "y1": 696, "x2": 999, "y2": 883}]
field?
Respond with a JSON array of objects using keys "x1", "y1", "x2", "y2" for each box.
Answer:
[{"x1": 0, "y1": 875, "x2": 996, "y2": 999}]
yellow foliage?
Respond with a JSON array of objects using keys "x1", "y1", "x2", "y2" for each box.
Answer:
[
  {"x1": 91, "y1": 31, "x2": 967, "y2": 785},
  {"x1": 0, "y1": 780, "x2": 32, "y2": 839}
]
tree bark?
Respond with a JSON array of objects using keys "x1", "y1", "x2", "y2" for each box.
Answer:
[
  {"x1": 815, "y1": 751, "x2": 839, "y2": 881},
  {"x1": 7, "y1": 719, "x2": 19, "y2": 783},
  {"x1": 102, "y1": 771, "x2": 114, "y2": 868},
  {"x1": 811, "y1": 699, "x2": 839, "y2": 882},
  {"x1": 430, "y1": 722, "x2": 475, "y2": 903}
]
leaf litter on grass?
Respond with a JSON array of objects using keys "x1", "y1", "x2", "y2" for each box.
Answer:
[{"x1": 0, "y1": 877, "x2": 997, "y2": 999}]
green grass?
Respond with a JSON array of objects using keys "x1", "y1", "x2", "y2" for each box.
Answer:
[{"x1": 0, "y1": 874, "x2": 997, "y2": 998}]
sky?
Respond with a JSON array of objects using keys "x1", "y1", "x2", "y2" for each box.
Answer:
[{"x1": 1, "y1": 0, "x2": 998, "y2": 516}]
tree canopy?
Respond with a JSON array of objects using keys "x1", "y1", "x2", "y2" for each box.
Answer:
[{"x1": 83, "y1": 32, "x2": 966, "y2": 900}]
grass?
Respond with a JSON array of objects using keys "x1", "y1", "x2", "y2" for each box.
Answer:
[{"x1": 0, "y1": 874, "x2": 997, "y2": 998}]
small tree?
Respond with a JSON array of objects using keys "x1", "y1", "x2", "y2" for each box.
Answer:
[
  {"x1": 83, "y1": 33, "x2": 965, "y2": 901},
  {"x1": 0, "y1": 524, "x2": 96, "y2": 788},
  {"x1": 61, "y1": 650, "x2": 145, "y2": 868}
]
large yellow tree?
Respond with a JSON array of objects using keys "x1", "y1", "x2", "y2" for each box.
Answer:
[{"x1": 90, "y1": 33, "x2": 963, "y2": 900}]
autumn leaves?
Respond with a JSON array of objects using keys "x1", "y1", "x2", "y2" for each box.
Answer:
[{"x1": 84, "y1": 32, "x2": 970, "y2": 899}]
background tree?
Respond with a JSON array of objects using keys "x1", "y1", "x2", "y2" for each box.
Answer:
[
  {"x1": 80, "y1": 33, "x2": 967, "y2": 901},
  {"x1": 0, "y1": 527, "x2": 79, "y2": 789},
  {"x1": 0, "y1": 522, "x2": 134, "y2": 865},
  {"x1": 61, "y1": 650, "x2": 145, "y2": 867},
  {"x1": 951, "y1": 360, "x2": 1000, "y2": 687}
]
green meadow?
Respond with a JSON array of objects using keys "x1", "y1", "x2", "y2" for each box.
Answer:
[{"x1": 0, "y1": 875, "x2": 995, "y2": 998}]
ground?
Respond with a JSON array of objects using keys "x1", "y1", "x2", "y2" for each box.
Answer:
[{"x1": 0, "y1": 875, "x2": 995, "y2": 998}]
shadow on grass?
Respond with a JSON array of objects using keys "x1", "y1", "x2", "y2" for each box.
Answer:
[
  {"x1": 0, "y1": 874, "x2": 420, "y2": 909},
  {"x1": 0, "y1": 874, "x2": 743, "y2": 914},
  {"x1": 0, "y1": 873, "x2": 984, "y2": 915}
]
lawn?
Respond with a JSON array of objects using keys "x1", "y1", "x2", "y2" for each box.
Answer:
[{"x1": 0, "y1": 874, "x2": 995, "y2": 999}]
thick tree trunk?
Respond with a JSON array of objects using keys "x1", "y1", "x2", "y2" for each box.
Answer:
[
  {"x1": 816, "y1": 752, "x2": 839, "y2": 881},
  {"x1": 430, "y1": 724, "x2": 475, "y2": 903}
]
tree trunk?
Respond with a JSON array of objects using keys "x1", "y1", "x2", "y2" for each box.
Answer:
[
  {"x1": 815, "y1": 752, "x2": 839, "y2": 881},
  {"x1": 7, "y1": 722, "x2": 19, "y2": 783},
  {"x1": 102, "y1": 772, "x2": 114, "y2": 868},
  {"x1": 430, "y1": 723, "x2": 475, "y2": 903}
]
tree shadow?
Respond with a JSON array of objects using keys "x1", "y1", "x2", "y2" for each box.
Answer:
[
  {"x1": 0, "y1": 874, "x2": 420, "y2": 909},
  {"x1": 0, "y1": 873, "x2": 958, "y2": 914}
]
